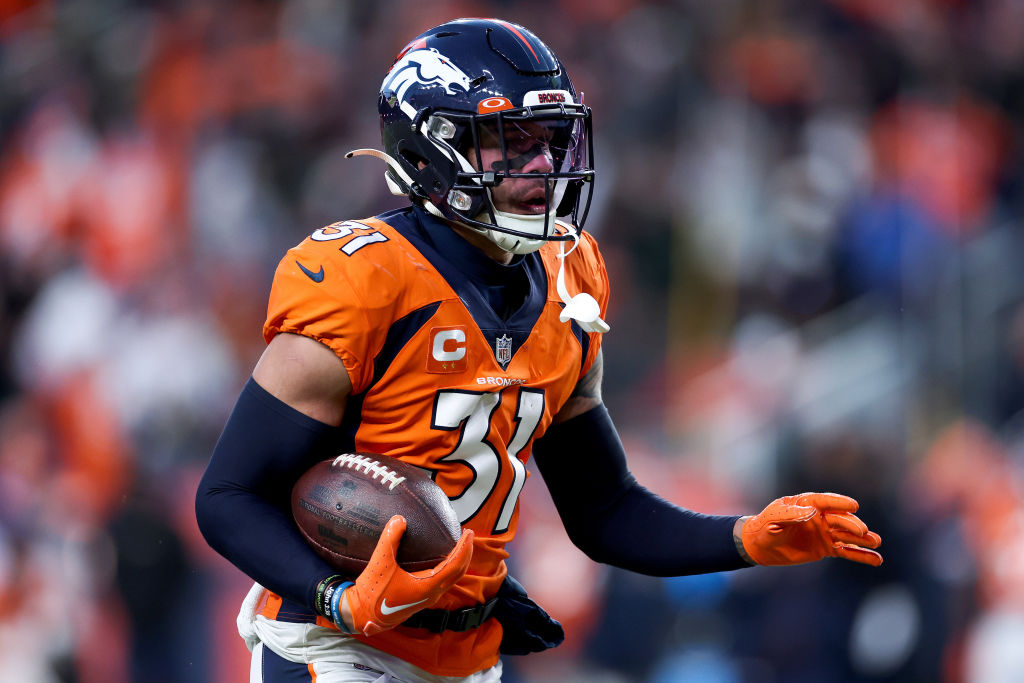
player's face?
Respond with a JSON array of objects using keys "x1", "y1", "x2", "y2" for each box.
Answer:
[{"x1": 471, "y1": 120, "x2": 556, "y2": 216}]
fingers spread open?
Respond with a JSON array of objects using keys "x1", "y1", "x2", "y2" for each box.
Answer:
[
  {"x1": 833, "y1": 543, "x2": 883, "y2": 567},
  {"x1": 824, "y1": 512, "x2": 869, "y2": 536},
  {"x1": 831, "y1": 528, "x2": 882, "y2": 547},
  {"x1": 796, "y1": 492, "x2": 860, "y2": 513}
]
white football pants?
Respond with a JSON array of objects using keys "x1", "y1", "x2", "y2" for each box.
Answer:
[{"x1": 239, "y1": 582, "x2": 503, "y2": 683}]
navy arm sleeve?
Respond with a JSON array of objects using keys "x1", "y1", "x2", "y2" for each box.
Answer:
[
  {"x1": 195, "y1": 378, "x2": 343, "y2": 609},
  {"x1": 531, "y1": 404, "x2": 751, "y2": 576}
]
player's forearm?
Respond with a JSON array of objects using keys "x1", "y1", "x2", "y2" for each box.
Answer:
[
  {"x1": 533, "y1": 404, "x2": 750, "y2": 576},
  {"x1": 195, "y1": 378, "x2": 343, "y2": 608},
  {"x1": 562, "y1": 475, "x2": 747, "y2": 575},
  {"x1": 196, "y1": 482, "x2": 336, "y2": 603}
]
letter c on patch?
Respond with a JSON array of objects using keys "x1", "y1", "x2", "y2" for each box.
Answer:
[{"x1": 432, "y1": 329, "x2": 466, "y2": 361}]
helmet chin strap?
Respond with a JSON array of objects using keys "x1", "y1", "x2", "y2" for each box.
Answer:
[
  {"x1": 469, "y1": 213, "x2": 609, "y2": 333},
  {"x1": 484, "y1": 229, "x2": 545, "y2": 255},
  {"x1": 347, "y1": 148, "x2": 608, "y2": 334}
]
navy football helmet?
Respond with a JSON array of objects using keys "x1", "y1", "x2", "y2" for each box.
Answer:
[{"x1": 361, "y1": 18, "x2": 594, "y2": 254}]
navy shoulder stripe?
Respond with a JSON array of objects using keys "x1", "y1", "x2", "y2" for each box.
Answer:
[
  {"x1": 370, "y1": 301, "x2": 441, "y2": 388},
  {"x1": 338, "y1": 300, "x2": 440, "y2": 452},
  {"x1": 569, "y1": 317, "x2": 590, "y2": 375}
]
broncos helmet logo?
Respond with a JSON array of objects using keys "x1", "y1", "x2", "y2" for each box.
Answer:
[{"x1": 382, "y1": 48, "x2": 472, "y2": 107}]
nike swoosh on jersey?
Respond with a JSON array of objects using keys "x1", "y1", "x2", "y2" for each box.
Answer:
[
  {"x1": 296, "y1": 260, "x2": 325, "y2": 283},
  {"x1": 379, "y1": 597, "x2": 429, "y2": 616}
]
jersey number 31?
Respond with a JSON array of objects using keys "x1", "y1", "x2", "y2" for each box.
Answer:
[{"x1": 430, "y1": 388, "x2": 545, "y2": 534}]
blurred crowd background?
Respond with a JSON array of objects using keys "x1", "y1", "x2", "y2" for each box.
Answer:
[{"x1": 2, "y1": 0, "x2": 1024, "y2": 681}]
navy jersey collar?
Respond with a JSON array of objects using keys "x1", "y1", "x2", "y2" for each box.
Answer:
[
  {"x1": 379, "y1": 206, "x2": 548, "y2": 369},
  {"x1": 411, "y1": 206, "x2": 525, "y2": 286}
]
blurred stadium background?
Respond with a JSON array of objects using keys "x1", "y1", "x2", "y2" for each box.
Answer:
[{"x1": 2, "y1": 0, "x2": 1024, "y2": 681}]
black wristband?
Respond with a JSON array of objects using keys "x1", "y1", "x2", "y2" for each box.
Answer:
[{"x1": 314, "y1": 574, "x2": 345, "y2": 621}]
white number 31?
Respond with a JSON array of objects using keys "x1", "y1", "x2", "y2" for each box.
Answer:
[{"x1": 429, "y1": 388, "x2": 545, "y2": 533}]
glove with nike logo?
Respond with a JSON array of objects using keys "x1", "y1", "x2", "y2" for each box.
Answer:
[
  {"x1": 338, "y1": 515, "x2": 474, "y2": 636},
  {"x1": 739, "y1": 492, "x2": 883, "y2": 567}
]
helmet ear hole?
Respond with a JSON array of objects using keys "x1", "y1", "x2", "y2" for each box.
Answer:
[
  {"x1": 398, "y1": 147, "x2": 429, "y2": 171},
  {"x1": 395, "y1": 137, "x2": 465, "y2": 203}
]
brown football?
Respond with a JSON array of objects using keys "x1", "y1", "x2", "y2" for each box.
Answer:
[{"x1": 291, "y1": 453, "x2": 461, "y2": 576}]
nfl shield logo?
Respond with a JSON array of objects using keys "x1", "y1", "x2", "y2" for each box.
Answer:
[{"x1": 495, "y1": 334, "x2": 512, "y2": 367}]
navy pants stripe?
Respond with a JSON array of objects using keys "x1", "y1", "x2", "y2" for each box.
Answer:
[{"x1": 259, "y1": 644, "x2": 313, "y2": 682}]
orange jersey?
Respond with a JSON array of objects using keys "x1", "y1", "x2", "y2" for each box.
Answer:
[{"x1": 259, "y1": 207, "x2": 608, "y2": 676}]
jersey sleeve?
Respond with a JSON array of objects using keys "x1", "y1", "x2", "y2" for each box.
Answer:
[{"x1": 263, "y1": 235, "x2": 393, "y2": 395}]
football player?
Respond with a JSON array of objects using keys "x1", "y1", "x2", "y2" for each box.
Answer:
[{"x1": 195, "y1": 18, "x2": 882, "y2": 683}]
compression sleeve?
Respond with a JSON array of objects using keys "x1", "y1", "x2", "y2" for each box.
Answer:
[
  {"x1": 531, "y1": 404, "x2": 750, "y2": 576},
  {"x1": 195, "y1": 377, "x2": 342, "y2": 609}
]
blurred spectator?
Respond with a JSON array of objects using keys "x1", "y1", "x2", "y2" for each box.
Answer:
[{"x1": 3, "y1": 0, "x2": 1024, "y2": 680}]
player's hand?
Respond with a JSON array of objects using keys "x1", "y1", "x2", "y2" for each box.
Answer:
[
  {"x1": 341, "y1": 515, "x2": 474, "y2": 636},
  {"x1": 494, "y1": 574, "x2": 565, "y2": 655},
  {"x1": 739, "y1": 492, "x2": 883, "y2": 567}
]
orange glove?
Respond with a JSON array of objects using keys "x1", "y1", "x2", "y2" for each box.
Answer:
[
  {"x1": 740, "y1": 492, "x2": 882, "y2": 567},
  {"x1": 339, "y1": 515, "x2": 474, "y2": 636}
]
